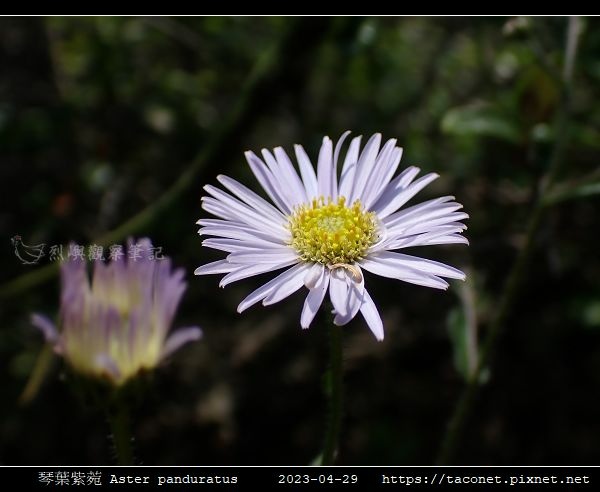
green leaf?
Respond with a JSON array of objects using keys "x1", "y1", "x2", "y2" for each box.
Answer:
[
  {"x1": 582, "y1": 301, "x2": 600, "y2": 330},
  {"x1": 569, "y1": 297, "x2": 600, "y2": 331},
  {"x1": 544, "y1": 181, "x2": 600, "y2": 206},
  {"x1": 441, "y1": 104, "x2": 521, "y2": 143},
  {"x1": 309, "y1": 453, "x2": 324, "y2": 466}
]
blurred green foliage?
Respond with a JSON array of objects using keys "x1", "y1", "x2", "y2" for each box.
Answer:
[{"x1": 1, "y1": 16, "x2": 600, "y2": 465}]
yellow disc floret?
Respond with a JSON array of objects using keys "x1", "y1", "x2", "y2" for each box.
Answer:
[{"x1": 289, "y1": 196, "x2": 378, "y2": 266}]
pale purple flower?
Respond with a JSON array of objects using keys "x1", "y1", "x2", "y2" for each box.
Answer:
[
  {"x1": 195, "y1": 132, "x2": 468, "y2": 340},
  {"x1": 32, "y1": 238, "x2": 201, "y2": 386}
]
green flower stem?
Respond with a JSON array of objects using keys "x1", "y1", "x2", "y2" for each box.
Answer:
[
  {"x1": 322, "y1": 324, "x2": 344, "y2": 466},
  {"x1": 108, "y1": 398, "x2": 134, "y2": 466},
  {"x1": 437, "y1": 16, "x2": 582, "y2": 465}
]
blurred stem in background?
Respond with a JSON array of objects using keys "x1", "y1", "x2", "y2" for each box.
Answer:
[
  {"x1": 18, "y1": 344, "x2": 54, "y2": 405},
  {"x1": 437, "y1": 16, "x2": 583, "y2": 465},
  {"x1": 15, "y1": 17, "x2": 343, "y2": 406}
]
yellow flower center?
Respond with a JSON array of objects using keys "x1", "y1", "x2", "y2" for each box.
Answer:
[{"x1": 289, "y1": 196, "x2": 378, "y2": 266}]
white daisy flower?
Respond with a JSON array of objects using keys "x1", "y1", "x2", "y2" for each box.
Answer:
[{"x1": 195, "y1": 132, "x2": 468, "y2": 341}]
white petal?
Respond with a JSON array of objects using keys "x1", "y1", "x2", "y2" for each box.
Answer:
[
  {"x1": 263, "y1": 263, "x2": 310, "y2": 306},
  {"x1": 216, "y1": 175, "x2": 287, "y2": 223},
  {"x1": 301, "y1": 269, "x2": 330, "y2": 329},
  {"x1": 331, "y1": 131, "x2": 351, "y2": 199},
  {"x1": 369, "y1": 165, "x2": 421, "y2": 216},
  {"x1": 333, "y1": 131, "x2": 351, "y2": 173},
  {"x1": 422, "y1": 234, "x2": 470, "y2": 246},
  {"x1": 363, "y1": 146, "x2": 403, "y2": 209},
  {"x1": 383, "y1": 196, "x2": 457, "y2": 227},
  {"x1": 360, "y1": 256, "x2": 450, "y2": 290},
  {"x1": 161, "y1": 327, "x2": 203, "y2": 359},
  {"x1": 360, "y1": 138, "x2": 397, "y2": 209},
  {"x1": 245, "y1": 151, "x2": 292, "y2": 213},
  {"x1": 329, "y1": 269, "x2": 349, "y2": 317},
  {"x1": 317, "y1": 136, "x2": 334, "y2": 199},
  {"x1": 201, "y1": 238, "x2": 248, "y2": 253},
  {"x1": 348, "y1": 133, "x2": 381, "y2": 204},
  {"x1": 393, "y1": 165, "x2": 421, "y2": 189},
  {"x1": 237, "y1": 263, "x2": 307, "y2": 313},
  {"x1": 359, "y1": 289, "x2": 384, "y2": 341},
  {"x1": 198, "y1": 218, "x2": 289, "y2": 243},
  {"x1": 274, "y1": 146, "x2": 308, "y2": 204},
  {"x1": 396, "y1": 203, "x2": 465, "y2": 225},
  {"x1": 374, "y1": 251, "x2": 465, "y2": 279},
  {"x1": 304, "y1": 262, "x2": 324, "y2": 289},
  {"x1": 383, "y1": 225, "x2": 468, "y2": 250},
  {"x1": 199, "y1": 225, "x2": 289, "y2": 245},
  {"x1": 334, "y1": 267, "x2": 365, "y2": 326},
  {"x1": 228, "y1": 249, "x2": 298, "y2": 264},
  {"x1": 203, "y1": 237, "x2": 285, "y2": 253},
  {"x1": 197, "y1": 217, "x2": 246, "y2": 227},
  {"x1": 394, "y1": 214, "x2": 469, "y2": 238},
  {"x1": 201, "y1": 197, "x2": 241, "y2": 222},
  {"x1": 194, "y1": 260, "x2": 236, "y2": 276},
  {"x1": 31, "y1": 313, "x2": 59, "y2": 344},
  {"x1": 294, "y1": 144, "x2": 318, "y2": 200},
  {"x1": 338, "y1": 135, "x2": 362, "y2": 198},
  {"x1": 203, "y1": 186, "x2": 286, "y2": 236},
  {"x1": 201, "y1": 198, "x2": 285, "y2": 238},
  {"x1": 220, "y1": 259, "x2": 298, "y2": 287},
  {"x1": 372, "y1": 172, "x2": 440, "y2": 219},
  {"x1": 262, "y1": 148, "x2": 304, "y2": 208}
]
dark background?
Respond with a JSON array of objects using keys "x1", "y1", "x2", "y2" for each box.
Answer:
[{"x1": 1, "y1": 16, "x2": 599, "y2": 465}]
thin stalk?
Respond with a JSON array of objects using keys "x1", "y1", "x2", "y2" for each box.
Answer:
[
  {"x1": 322, "y1": 324, "x2": 344, "y2": 466},
  {"x1": 107, "y1": 400, "x2": 134, "y2": 466}
]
